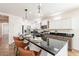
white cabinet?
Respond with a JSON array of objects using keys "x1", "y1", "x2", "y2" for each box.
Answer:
[
  {"x1": 47, "y1": 41, "x2": 68, "y2": 56},
  {"x1": 40, "y1": 41, "x2": 68, "y2": 56},
  {"x1": 55, "y1": 42, "x2": 68, "y2": 56},
  {"x1": 49, "y1": 19, "x2": 72, "y2": 29}
]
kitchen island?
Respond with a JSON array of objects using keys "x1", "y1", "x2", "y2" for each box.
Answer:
[
  {"x1": 45, "y1": 32, "x2": 74, "y2": 51},
  {"x1": 22, "y1": 35, "x2": 68, "y2": 56}
]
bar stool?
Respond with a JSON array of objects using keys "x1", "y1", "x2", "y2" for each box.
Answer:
[
  {"x1": 13, "y1": 37, "x2": 29, "y2": 55},
  {"x1": 15, "y1": 40, "x2": 29, "y2": 55},
  {"x1": 18, "y1": 47, "x2": 41, "y2": 56},
  {"x1": 13, "y1": 36, "x2": 21, "y2": 50}
]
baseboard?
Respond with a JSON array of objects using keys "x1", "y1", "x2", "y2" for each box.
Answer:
[{"x1": 73, "y1": 49, "x2": 79, "y2": 52}]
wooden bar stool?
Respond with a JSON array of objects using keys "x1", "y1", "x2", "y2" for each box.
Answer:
[
  {"x1": 18, "y1": 47, "x2": 41, "y2": 56},
  {"x1": 15, "y1": 40, "x2": 29, "y2": 56},
  {"x1": 13, "y1": 36, "x2": 21, "y2": 51},
  {"x1": 13, "y1": 36, "x2": 29, "y2": 55}
]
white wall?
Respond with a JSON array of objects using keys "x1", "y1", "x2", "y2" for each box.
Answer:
[
  {"x1": 72, "y1": 15, "x2": 79, "y2": 50},
  {"x1": 9, "y1": 16, "x2": 23, "y2": 44},
  {"x1": 0, "y1": 12, "x2": 23, "y2": 44},
  {"x1": 66, "y1": 8, "x2": 79, "y2": 50}
]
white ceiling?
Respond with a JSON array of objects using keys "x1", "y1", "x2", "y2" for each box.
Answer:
[{"x1": 0, "y1": 3, "x2": 79, "y2": 19}]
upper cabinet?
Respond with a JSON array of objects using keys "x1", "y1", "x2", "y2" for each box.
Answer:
[
  {"x1": 41, "y1": 20, "x2": 48, "y2": 25},
  {"x1": 49, "y1": 19, "x2": 72, "y2": 29}
]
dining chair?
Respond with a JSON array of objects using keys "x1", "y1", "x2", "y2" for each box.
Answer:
[
  {"x1": 13, "y1": 36, "x2": 21, "y2": 52},
  {"x1": 18, "y1": 47, "x2": 41, "y2": 56},
  {"x1": 13, "y1": 36, "x2": 21, "y2": 41},
  {"x1": 13, "y1": 36, "x2": 21, "y2": 49},
  {"x1": 13, "y1": 36, "x2": 29, "y2": 55},
  {"x1": 15, "y1": 40, "x2": 29, "y2": 48},
  {"x1": 15, "y1": 40, "x2": 29, "y2": 55}
]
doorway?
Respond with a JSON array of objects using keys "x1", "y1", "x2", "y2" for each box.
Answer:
[
  {"x1": 2, "y1": 23, "x2": 9, "y2": 44},
  {"x1": 0, "y1": 15, "x2": 9, "y2": 56}
]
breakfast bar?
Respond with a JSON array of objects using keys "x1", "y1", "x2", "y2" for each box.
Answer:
[{"x1": 22, "y1": 36, "x2": 68, "y2": 56}]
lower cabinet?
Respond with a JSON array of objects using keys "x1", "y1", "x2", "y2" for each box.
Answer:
[
  {"x1": 64, "y1": 37, "x2": 72, "y2": 51},
  {"x1": 55, "y1": 42, "x2": 68, "y2": 56},
  {"x1": 47, "y1": 35, "x2": 72, "y2": 51},
  {"x1": 40, "y1": 41, "x2": 68, "y2": 56}
]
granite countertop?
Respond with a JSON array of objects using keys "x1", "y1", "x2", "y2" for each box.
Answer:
[
  {"x1": 23, "y1": 36, "x2": 67, "y2": 56},
  {"x1": 49, "y1": 32, "x2": 74, "y2": 37},
  {"x1": 34, "y1": 31, "x2": 74, "y2": 38}
]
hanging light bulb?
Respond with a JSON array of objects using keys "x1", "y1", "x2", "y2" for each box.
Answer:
[
  {"x1": 25, "y1": 9, "x2": 28, "y2": 19},
  {"x1": 21, "y1": 9, "x2": 28, "y2": 34}
]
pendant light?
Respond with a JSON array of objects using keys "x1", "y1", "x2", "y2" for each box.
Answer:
[
  {"x1": 37, "y1": 3, "x2": 41, "y2": 18},
  {"x1": 25, "y1": 9, "x2": 28, "y2": 19},
  {"x1": 22, "y1": 9, "x2": 28, "y2": 34}
]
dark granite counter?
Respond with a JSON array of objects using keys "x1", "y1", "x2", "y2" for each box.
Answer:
[
  {"x1": 34, "y1": 31, "x2": 74, "y2": 38},
  {"x1": 49, "y1": 32, "x2": 74, "y2": 37},
  {"x1": 23, "y1": 36, "x2": 67, "y2": 56}
]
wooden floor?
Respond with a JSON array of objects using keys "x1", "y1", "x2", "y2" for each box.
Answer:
[
  {"x1": 0, "y1": 36, "x2": 15, "y2": 56},
  {"x1": 68, "y1": 49, "x2": 79, "y2": 56},
  {"x1": 0, "y1": 37, "x2": 79, "y2": 56}
]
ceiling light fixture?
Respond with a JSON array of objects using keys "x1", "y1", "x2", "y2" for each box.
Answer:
[
  {"x1": 36, "y1": 3, "x2": 41, "y2": 18},
  {"x1": 24, "y1": 9, "x2": 28, "y2": 19}
]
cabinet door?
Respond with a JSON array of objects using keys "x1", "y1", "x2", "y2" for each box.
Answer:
[
  {"x1": 49, "y1": 19, "x2": 72, "y2": 29},
  {"x1": 49, "y1": 20, "x2": 62, "y2": 29},
  {"x1": 61, "y1": 20, "x2": 72, "y2": 29},
  {"x1": 41, "y1": 20, "x2": 48, "y2": 25}
]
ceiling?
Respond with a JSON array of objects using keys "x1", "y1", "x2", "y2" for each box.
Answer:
[{"x1": 0, "y1": 3, "x2": 79, "y2": 19}]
